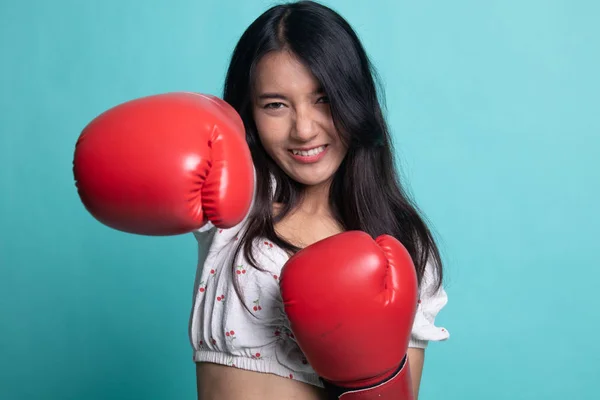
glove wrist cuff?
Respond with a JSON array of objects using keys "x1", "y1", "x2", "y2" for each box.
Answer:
[{"x1": 322, "y1": 355, "x2": 414, "y2": 400}]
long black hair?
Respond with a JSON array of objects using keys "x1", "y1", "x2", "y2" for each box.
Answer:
[{"x1": 223, "y1": 0, "x2": 443, "y2": 299}]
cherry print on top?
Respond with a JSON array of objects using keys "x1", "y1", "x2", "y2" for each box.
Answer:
[{"x1": 188, "y1": 171, "x2": 449, "y2": 387}]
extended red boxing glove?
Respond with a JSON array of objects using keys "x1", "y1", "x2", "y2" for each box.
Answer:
[
  {"x1": 279, "y1": 231, "x2": 419, "y2": 399},
  {"x1": 73, "y1": 92, "x2": 254, "y2": 235}
]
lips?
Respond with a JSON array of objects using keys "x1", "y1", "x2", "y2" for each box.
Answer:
[
  {"x1": 289, "y1": 145, "x2": 327, "y2": 157},
  {"x1": 288, "y1": 145, "x2": 329, "y2": 164}
]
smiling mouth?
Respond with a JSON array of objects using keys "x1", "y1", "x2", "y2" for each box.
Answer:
[{"x1": 289, "y1": 145, "x2": 328, "y2": 157}]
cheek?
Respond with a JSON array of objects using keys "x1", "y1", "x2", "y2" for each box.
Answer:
[
  {"x1": 331, "y1": 132, "x2": 349, "y2": 162},
  {"x1": 318, "y1": 111, "x2": 340, "y2": 142},
  {"x1": 254, "y1": 112, "x2": 289, "y2": 152}
]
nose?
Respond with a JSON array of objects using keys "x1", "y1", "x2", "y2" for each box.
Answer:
[{"x1": 291, "y1": 107, "x2": 318, "y2": 142}]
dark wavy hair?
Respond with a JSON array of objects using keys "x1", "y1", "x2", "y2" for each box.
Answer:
[{"x1": 222, "y1": 0, "x2": 443, "y2": 301}]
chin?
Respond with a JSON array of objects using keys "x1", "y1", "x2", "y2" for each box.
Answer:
[
  {"x1": 277, "y1": 160, "x2": 341, "y2": 188},
  {"x1": 291, "y1": 174, "x2": 334, "y2": 187}
]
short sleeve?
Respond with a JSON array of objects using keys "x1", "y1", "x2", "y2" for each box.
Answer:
[
  {"x1": 190, "y1": 166, "x2": 257, "y2": 299},
  {"x1": 408, "y1": 258, "x2": 450, "y2": 349}
]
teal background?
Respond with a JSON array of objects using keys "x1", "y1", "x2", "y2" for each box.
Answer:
[{"x1": 1, "y1": 0, "x2": 598, "y2": 399}]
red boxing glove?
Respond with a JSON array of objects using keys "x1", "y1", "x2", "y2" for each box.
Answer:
[
  {"x1": 73, "y1": 92, "x2": 254, "y2": 235},
  {"x1": 280, "y1": 231, "x2": 419, "y2": 399}
]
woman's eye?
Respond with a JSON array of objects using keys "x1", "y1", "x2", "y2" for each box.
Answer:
[
  {"x1": 264, "y1": 102, "x2": 285, "y2": 109},
  {"x1": 317, "y1": 96, "x2": 330, "y2": 104}
]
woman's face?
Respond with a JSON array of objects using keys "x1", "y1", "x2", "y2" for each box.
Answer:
[{"x1": 252, "y1": 51, "x2": 348, "y2": 188}]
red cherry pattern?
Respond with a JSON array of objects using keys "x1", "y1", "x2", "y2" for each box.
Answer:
[
  {"x1": 194, "y1": 235, "x2": 330, "y2": 381},
  {"x1": 236, "y1": 265, "x2": 246, "y2": 275},
  {"x1": 252, "y1": 298, "x2": 262, "y2": 312},
  {"x1": 198, "y1": 268, "x2": 217, "y2": 294}
]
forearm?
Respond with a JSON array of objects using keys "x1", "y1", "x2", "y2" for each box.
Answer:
[{"x1": 407, "y1": 348, "x2": 425, "y2": 399}]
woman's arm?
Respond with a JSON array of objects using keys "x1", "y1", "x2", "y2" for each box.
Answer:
[{"x1": 407, "y1": 347, "x2": 425, "y2": 400}]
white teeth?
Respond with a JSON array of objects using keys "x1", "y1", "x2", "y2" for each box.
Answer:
[{"x1": 291, "y1": 145, "x2": 326, "y2": 157}]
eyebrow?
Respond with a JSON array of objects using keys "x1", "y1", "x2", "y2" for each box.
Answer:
[
  {"x1": 257, "y1": 87, "x2": 325, "y2": 101},
  {"x1": 257, "y1": 93, "x2": 288, "y2": 101}
]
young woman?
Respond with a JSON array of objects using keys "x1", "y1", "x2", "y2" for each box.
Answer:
[
  {"x1": 73, "y1": 1, "x2": 449, "y2": 399},
  {"x1": 191, "y1": 1, "x2": 449, "y2": 399}
]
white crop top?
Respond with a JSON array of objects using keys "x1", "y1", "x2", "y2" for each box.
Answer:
[{"x1": 188, "y1": 175, "x2": 450, "y2": 387}]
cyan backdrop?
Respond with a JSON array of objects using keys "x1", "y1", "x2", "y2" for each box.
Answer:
[{"x1": 1, "y1": 0, "x2": 598, "y2": 399}]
